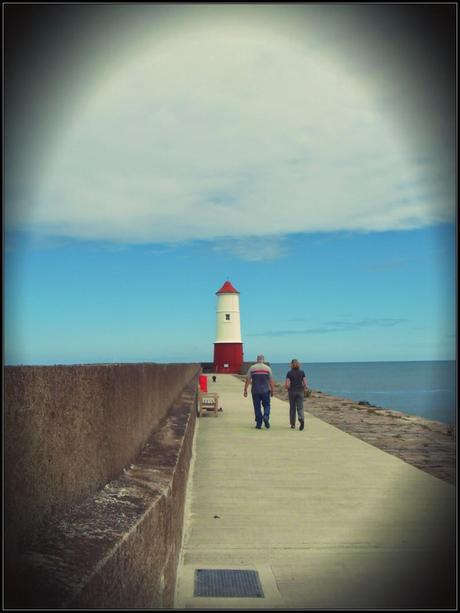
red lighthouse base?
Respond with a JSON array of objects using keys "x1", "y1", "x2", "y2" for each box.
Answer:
[{"x1": 213, "y1": 343, "x2": 244, "y2": 374}]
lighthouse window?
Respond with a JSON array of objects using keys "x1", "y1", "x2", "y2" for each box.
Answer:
[{"x1": 225, "y1": 314, "x2": 231, "y2": 321}]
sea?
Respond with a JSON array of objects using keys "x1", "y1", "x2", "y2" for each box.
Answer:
[{"x1": 269, "y1": 361, "x2": 457, "y2": 426}]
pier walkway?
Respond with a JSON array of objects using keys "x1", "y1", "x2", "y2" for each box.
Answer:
[{"x1": 175, "y1": 374, "x2": 455, "y2": 609}]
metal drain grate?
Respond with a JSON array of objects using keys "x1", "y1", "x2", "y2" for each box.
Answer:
[{"x1": 194, "y1": 569, "x2": 264, "y2": 598}]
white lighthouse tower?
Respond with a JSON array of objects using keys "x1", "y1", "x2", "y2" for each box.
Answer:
[{"x1": 213, "y1": 280, "x2": 244, "y2": 374}]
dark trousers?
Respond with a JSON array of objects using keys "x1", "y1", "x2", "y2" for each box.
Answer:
[
  {"x1": 289, "y1": 391, "x2": 304, "y2": 426},
  {"x1": 252, "y1": 392, "x2": 271, "y2": 426}
]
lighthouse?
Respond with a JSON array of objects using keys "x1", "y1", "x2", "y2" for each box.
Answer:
[{"x1": 213, "y1": 280, "x2": 244, "y2": 374}]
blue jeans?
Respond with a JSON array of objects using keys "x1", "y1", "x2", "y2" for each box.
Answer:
[{"x1": 252, "y1": 392, "x2": 271, "y2": 426}]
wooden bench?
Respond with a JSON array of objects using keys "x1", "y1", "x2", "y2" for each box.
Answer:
[{"x1": 197, "y1": 391, "x2": 219, "y2": 417}]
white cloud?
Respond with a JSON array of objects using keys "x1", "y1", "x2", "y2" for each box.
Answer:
[
  {"x1": 211, "y1": 236, "x2": 289, "y2": 262},
  {"x1": 7, "y1": 23, "x2": 454, "y2": 245}
]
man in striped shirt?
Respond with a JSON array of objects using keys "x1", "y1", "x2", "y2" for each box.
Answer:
[{"x1": 243, "y1": 355, "x2": 275, "y2": 429}]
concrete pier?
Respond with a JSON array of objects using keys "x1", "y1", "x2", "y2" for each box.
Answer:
[{"x1": 175, "y1": 374, "x2": 455, "y2": 609}]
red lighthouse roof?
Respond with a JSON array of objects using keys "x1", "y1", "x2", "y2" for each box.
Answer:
[{"x1": 216, "y1": 280, "x2": 240, "y2": 295}]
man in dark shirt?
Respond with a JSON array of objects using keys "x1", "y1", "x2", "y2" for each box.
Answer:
[
  {"x1": 285, "y1": 359, "x2": 307, "y2": 430},
  {"x1": 244, "y1": 354, "x2": 275, "y2": 429}
]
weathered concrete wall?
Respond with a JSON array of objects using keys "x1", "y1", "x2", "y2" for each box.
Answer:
[
  {"x1": 5, "y1": 363, "x2": 198, "y2": 553},
  {"x1": 5, "y1": 363, "x2": 200, "y2": 608}
]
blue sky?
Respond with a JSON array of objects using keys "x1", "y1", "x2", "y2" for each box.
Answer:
[
  {"x1": 5, "y1": 225, "x2": 455, "y2": 364},
  {"x1": 4, "y1": 5, "x2": 456, "y2": 365}
]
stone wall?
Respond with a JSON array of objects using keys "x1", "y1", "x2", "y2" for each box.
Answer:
[
  {"x1": 200, "y1": 362, "x2": 214, "y2": 373},
  {"x1": 201, "y1": 361, "x2": 256, "y2": 375},
  {"x1": 5, "y1": 363, "x2": 200, "y2": 608}
]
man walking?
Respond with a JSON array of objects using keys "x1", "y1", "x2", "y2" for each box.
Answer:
[{"x1": 244, "y1": 355, "x2": 275, "y2": 429}]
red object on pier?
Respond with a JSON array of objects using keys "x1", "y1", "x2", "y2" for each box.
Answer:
[{"x1": 199, "y1": 375, "x2": 208, "y2": 392}]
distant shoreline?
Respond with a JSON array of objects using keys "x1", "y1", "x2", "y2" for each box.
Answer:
[{"x1": 267, "y1": 361, "x2": 455, "y2": 426}]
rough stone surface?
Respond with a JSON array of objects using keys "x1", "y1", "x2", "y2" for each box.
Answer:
[
  {"x1": 5, "y1": 373, "x2": 199, "y2": 609},
  {"x1": 5, "y1": 362, "x2": 199, "y2": 555},
  {"x1": 271, "y1": 382, "x2": 456, "y2": 485}
]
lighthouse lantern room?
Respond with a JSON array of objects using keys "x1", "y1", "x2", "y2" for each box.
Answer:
[{"x1": 213, "y1": 280, "x2": 244, "y2": 374}]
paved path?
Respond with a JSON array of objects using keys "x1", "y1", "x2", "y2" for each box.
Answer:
[{"x1": 175, "y1": 374, "x2": 455, "y2": 609}]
